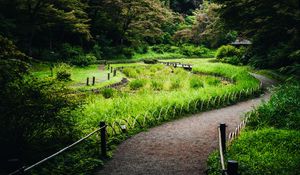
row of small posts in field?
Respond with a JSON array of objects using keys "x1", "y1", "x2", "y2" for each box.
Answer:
[{"x1": 86, "y1": 64, "x2": 118, "y2": 86}]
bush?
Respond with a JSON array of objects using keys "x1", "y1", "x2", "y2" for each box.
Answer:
[
  {"x1": 190, "y1": 77, "x2": 204, "y2": 89},
  {"x1": 60, "y1": 43, "x2": 84, "y2": 61},
  {"x1": 180, "y1": 44, "x2": 209, "y2": 57},
  {"x1": 122, "y1": 47, "x2": 135, "y2": 58},
  {"x1": 135, "y1": 45, "x2": 148, "y2": 54},
  {"x1": 92, "y1": 44, "x2": 102, "y2": 59},
  {"x1": 170, "y1": 78, "x2": 181, "y2": 89},
  {"x1": 70, "y1": 54, "x2": 97, "y2": 67},
  {"x1": 222, "y1": 56, "x2": 242, "y2": 65},
  {"x1": 227, "y1": 129, "x2": 300, "y2": 175},
  {"x1": 247, "y1": 82, "x2": 300, "y2": 130},
  {"x1": 151, "y1": 80, "x2": 164, "y2": 91},
  {"x1": 216, "y1": 45, "x2": 246, "y2": 65},
  {"x1": 122, "y1": 67, "x2": 138, "y2": 78},
  {"x1": 129, "y1": 79, "x2": 146, "y2": 90},
  {"x1": 143, "y1": 59, "x2": 158, "y2": 64},
  {"x1": 100, "y1": 88, "x2": 115, "y2": 99},
  {"x1": 0, "y1": 69, "x2": 80, "y2": 172},
  {"x1": 53, "y1": 63, "x2": 72, "y2": 81}
]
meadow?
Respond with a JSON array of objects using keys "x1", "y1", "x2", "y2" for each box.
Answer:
[{"x1": 28, "y1": 58, "x2": 262, "y2": 174}]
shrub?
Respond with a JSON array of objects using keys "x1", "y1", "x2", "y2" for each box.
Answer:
[
  {"x1": 222, "y1": 56, "x2": 241, "y2": 65},
  {"x1": 151, "y1": 45, "x2": 166, "y2": 53},
  {"x1": 170, "y1": 78, "x2": 181, "y2": 89},
  {"x1": 53, "y1": 63, "x2": 72, "y2": 81},
  {"x1": 215, "y1": 45, "x2": 247, "y2": 65},
  {"x1": 0, "y1": 72, "x2": 80, "y2": 172},
  {"x1": 135, "y1": 45, "x2": 148, "y2": 54},
  {"x1": 100, "y1": 88, "x2": 115, "y2": 99},
  {"x1": 247, "y1": 82, "x2": 300, "y2": 130},
  {"x1": 60, "y1": 43, "x2": 84, "y2": 61},
  {"x1": 190, "y1": 77, "x2": 204, "y2": 89},
  {"x1": 144, "y1": 59, "x2": 158, "y2": 64},
  {"x1": 92, "y1": 44, "x2": 102, "y2": 59},
  {"x1": 122, "y1": 47, "x2": 135, "y2": 58},
  {"x1": 70, "y1": 54, "x2": 97, "y2": 67},
  {"x1": 180, "y1": 44, "x2": 209, "y2": 57},
  {"x1": 151, "y1": 80, "x2": 164, "y2": 91},
  {"x1": 122, "y1": 67, "x2": 138, "y2": 78},
  {"x1": 227, "y1": 129, "x2": 300, "y2": 175},
  {"x1": 129, "y1": 79, "x2": 146, "y2": 90}
]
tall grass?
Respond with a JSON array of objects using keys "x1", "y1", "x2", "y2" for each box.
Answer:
[{"x1": 31, "y1": 61, "x2": 261, "y2": 174}]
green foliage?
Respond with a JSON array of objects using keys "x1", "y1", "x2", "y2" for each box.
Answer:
[
  {"x1": 122, "y1": 67, "x2": 138, "y2": 78},
  {"x1": 151, "y1": 80, "x2": 164, "y2": 91},
  {"x1": 190, "y1": 77, "x2": 204, "y2": 89},
  {"x1": 180, "y1": 44, "x2": 209, "y2": 57},
  {"x1": 143, "y1": 59, "x2": 158, "y2": 64},
  {"x1": 214, "y1": 0, "x2": 300, "y2": 69},
  {"x1": 0, "y1": 72, "x2": 80, "y2": 172},
  {"x1": 247, "y1": 82, "x2": 300, "y2": 130},
  {"x1": 215, "y1": 45, "x2": 246, "y2": 65},
  {"x1": 71, "y1": 54, "x2": 97, "y2": 67},
  {"x1": 101, "y1": 88, "x2": 116, "y2": 99},
  {"x1": 230, "y1": 129, "x2": 300, "y2": 175},
  {"x1": 208, "y1": 81, "x2": 300, "y2": 175},
  {"x1": 53, "y1": 63, "x2": 72, "y2": 81},
  {"x1": 170, "y1": 78, "x2": 181, "y2": 89},
  {"x1": 129, "y1": 79, "x2": 146, "y2": 90},
  {"x1": 216, "y1": 45, "x2": 240, "y2": 59}
]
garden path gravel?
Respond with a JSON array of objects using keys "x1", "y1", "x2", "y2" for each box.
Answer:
[{"x1": 95, "y1": 74, "x2": 275, "y2": 175}]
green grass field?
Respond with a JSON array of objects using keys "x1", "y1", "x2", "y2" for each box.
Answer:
[{"x1": 30, "y1": 58, "x2": 262, "y2": 174}]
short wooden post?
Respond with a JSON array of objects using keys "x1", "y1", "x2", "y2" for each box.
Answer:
[
  {"x1": 220, "y1": 123, "x2": 226, "y2": 153},
  {"x1": 227, "y1": 160, "x2": 238, "y2": 175},
  {"x1": 99, "y1": 122, "x2": 107, "y2": 157},
  {"x1": 111, "y1": 67, "x2": 113, "y2": 73},
  {"x1": 107, "y1": 64, "x2": 110, "y2": 70},
  {"x1": 86, "y1": 77, "x2": 89, "y2": 86},
  {"x1": 92, "y1": 76, "x2": 95, "y2": 85},
  {"x1": 107, "y1": 73, "x2": 110, "y2": 80},
  {"x1": 174, "y1": 63, "x2": 177, "y2": 68},
  {"x1": 113, "y1": 69, "x2": 117, "y2": 77}
]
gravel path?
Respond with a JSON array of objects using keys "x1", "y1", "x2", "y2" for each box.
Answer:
[{"x1": 96, "y1": 74, "x2": 275, "y2": 175}]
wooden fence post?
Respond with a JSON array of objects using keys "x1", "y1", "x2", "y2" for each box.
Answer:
[
  {"x1": 220, "y1": 123, "x2": 226, "y2": 153},
  {"x1": 92, "y1": 76, "x2": 95, "y2": 86},
  {"x1": 99, "y1": 122, "x2": 107, "y2": 157},
  {"x1": 86, "y1": 77, "x2": 89, "y2": 86},
  {"x1": 107, "y1": 73, "x2": 110, "y2": 80},
  {"x1": 111, "y1": 67, "x2": 113, "y2": 73},
  {"x1": 227, "y1": 160, "x2": 238, "y2": 175},
  {"x1": 113, "y1": 69, "x2": 117, "y2": 77}
]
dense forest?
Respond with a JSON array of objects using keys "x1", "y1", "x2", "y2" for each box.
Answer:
[{"x1": 0, "y1": 0, "x2": 299, "y2": 174}]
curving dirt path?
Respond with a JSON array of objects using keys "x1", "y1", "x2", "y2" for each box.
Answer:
[{"x1": 96, "y1": 74, "x2": 275, "y2": 175}]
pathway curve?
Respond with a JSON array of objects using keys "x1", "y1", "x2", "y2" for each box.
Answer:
[{"x1": 96, "y1": 74, "x2": 275, "y2": 175}]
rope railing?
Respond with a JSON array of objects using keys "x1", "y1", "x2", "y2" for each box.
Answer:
[{"x1": 9, "y1": 124, "x2": 107, "y2": 175}]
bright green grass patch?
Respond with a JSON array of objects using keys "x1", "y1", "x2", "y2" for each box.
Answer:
[
  {"x1": 207, "y1": 129, "x2": 300, "y2": 175},
  {"x1": 31, "y1": 63, "x2": 125, "y2": 91}
]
